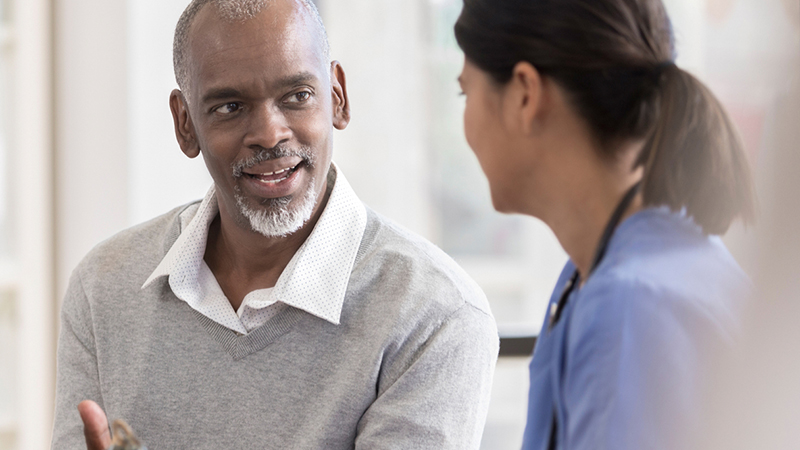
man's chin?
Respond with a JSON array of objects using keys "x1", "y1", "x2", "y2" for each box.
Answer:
[
  {"x1": 234, "y1": 187, "x2": 317, "y2": 238},
  {"x1": 248, "y1": 214, "x2": 306, "y2": 238}
]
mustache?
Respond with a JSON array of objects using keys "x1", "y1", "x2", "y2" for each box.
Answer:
[{"x1": 231, "y1": 144, "x2": 316, "y2": 178}]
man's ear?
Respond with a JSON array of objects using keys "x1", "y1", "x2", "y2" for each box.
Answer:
[
  {"x1": 170, "y1": 89, "x2": 201, "y2": 158},
  {"x1": 506, "y1": 61, "x2": 545, "y2": 136},
  {"x1": 330, "y1": 61, "x2": 351, "y2": 130}
]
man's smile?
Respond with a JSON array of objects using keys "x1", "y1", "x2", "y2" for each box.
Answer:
[
  {"x1": 238, "y1": 157, "x2": 310, "y2": 199},
  {"x1": 245, "y1": 160, "x2": 304, "y2": 184}
]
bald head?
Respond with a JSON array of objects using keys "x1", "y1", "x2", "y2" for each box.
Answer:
[{"x1": 173, "y1": 0, "x2": 330, "y2": 100}]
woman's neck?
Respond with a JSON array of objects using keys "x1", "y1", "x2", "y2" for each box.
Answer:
[
  {"x1": 552, "y1": 183, "x2": 642, "y2": 279},
  {"x1": 536, "y1": 146, "x2": 644, "y2": 279}
]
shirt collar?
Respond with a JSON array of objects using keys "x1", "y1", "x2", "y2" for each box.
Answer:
[{"x1": 143, "y1": 163, "x2": 367, "y2": 325}]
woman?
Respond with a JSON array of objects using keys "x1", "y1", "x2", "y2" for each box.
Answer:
[{"x1": 454, "y1": 0, "x2": 754, "y2": 449}]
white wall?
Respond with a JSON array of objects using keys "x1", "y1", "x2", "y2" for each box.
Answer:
[
  {"x1": 54, "y1": 0, "x2": 129, "y2": 298},
  {"x1": 127, "y1": 0, "x2": 212, "y2": 226},
  {"x1": 663, "y1": 0, "x2": 707, "y2": 76},
  {"x1": 14, "y1": 0, "x2": 54, "y2": 448},
  {"x1": 323, "y1": 0, "x2": 435, "y2": 239},
  {"x1": 54, "y1": 0, "x2": 212, "y2": 298}
]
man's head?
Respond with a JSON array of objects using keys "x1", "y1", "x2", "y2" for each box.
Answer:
[{"x1": 169, "y1": 0, "x2": 349, "y2": 238}]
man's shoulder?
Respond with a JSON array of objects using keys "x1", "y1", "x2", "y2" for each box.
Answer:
[
  {"x1": 74, "y1": 201, "x2": 198, "y2": 281},
  {"x1": 350, "y1": 208, "x2": 493, "y2": 319}
]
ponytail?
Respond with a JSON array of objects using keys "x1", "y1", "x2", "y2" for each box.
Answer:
[
  {"x1": 456, "y1": 0, "x2": 755, "y2": 235},
  {"x1": 638, "y1": 65, "x2": 756, "y2": 234}
]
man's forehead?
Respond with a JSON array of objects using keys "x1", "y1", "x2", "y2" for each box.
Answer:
[
  {"x1": 188, "y1": 0, "x2": 322, "y2": 56},
  {"x1": 186, "y1": 0, "x2": 328, "y2": 94}
]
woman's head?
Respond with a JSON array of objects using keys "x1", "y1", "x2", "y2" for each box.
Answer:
[{"x1": 455, "y1": 0, "x2": 754, "y2": 234}]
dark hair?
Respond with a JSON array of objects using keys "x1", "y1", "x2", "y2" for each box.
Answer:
[{"x1": 455, "y1": 0, "x2": 755, "y2": 234}]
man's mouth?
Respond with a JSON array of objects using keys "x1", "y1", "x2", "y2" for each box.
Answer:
[{"x1": 245, "y1": 161, "x2": 304, "y2": 184}]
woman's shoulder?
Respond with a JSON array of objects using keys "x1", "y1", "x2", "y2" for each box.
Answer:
[
  {"x1": 603, "y1": 206, "x2": 749, "y2": 294},
  {"x1": 569, "y1": 207, "x2": 750, "y2": 346}
]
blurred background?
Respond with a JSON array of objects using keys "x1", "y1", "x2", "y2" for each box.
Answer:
[{"x1": 0, "y1": 0, "x2": 797, "y2": 449}]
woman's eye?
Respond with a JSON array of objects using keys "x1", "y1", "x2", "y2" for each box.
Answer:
[
  {"x1": 214, "y1": 103, "x2": 241, "y2": 114},
  {"x1": 288, "y1": 92, "x2": 311, "y2": 103}
]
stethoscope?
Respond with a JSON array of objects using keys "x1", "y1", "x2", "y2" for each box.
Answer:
[
  {"x1": 548, "y1": 180, "x2": 642, "y2": 330},
  {"x1": 545, "y1": 180, "x2": 642, "y2": 450}
]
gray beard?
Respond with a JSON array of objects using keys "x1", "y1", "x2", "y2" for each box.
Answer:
[
  {"x1": 230, "y1": 144, "x2": 318, "y2": 238},
  {"x1": 234, "y1": 177, "x2": 318, "y2": 238}
]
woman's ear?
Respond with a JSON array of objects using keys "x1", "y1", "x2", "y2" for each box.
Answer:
[
  {"x1": 170, "y1": 89, "x2": 201, "y2": 158},
  {"x1": 330, "y1": 61, "x2": 351, "y2": 130},
  {"x1": 505, "y1": 61, "x2": 544, "y2": 136}
]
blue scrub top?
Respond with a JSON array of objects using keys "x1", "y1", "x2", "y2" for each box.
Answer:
[{"x1": 522, "y1": 207, "x2": 748, "y2": 450}]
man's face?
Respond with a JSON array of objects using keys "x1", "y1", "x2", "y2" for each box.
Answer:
[{"x1": 171, "y1": 0, "x2": 349, "y2": 237}]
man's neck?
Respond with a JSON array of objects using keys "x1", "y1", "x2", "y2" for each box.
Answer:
[{"x1": 203, "y1": 180, "x2": 333, "y2": 311}]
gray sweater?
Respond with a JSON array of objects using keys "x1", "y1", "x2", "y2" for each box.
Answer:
[{"x1": 51, "y1": 204, "x2": 499, "y2": 449}]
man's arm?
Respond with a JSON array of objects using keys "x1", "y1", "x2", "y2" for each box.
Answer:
[
  {"x1": 51, "y1": 270, "x2": 109, "y2": 450},
  {"x1": 354, "y1": 303, "x2": 499, "y2": 450}
]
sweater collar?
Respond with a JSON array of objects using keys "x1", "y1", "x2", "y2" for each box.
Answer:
[{"x1": 143, "y1": 163, "x2": 367, "y2": 326}]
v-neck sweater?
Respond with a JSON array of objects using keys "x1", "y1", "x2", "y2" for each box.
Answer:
[
  {"x1": 51, "y1": 202, "x2": 499, "y2": 449},
  {"x1": 142, "y1": 165, "x2": 368, "y2": 334}
]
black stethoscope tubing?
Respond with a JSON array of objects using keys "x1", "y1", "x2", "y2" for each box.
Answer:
[
  {"x1": 547, "y1": 181, "x2": 642, "y2": 330},
  {"x1": 545, "y1": 181, "x2": 642, "y2": 450}
]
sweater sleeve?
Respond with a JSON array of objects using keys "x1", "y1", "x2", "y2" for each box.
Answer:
[
  {"x1": 51, "y1": 269, "x2": 105, "y2": 450},
  {"x1": 354, "y1": 303, "x2": 499, "y2": 450}
]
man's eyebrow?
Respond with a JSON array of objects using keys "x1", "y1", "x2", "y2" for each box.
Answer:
[
  {"x1": 200, "y1": 72, "x2": 319, "y2": 104},
  {"x1": 201, "y1": 88, "x2": 244, "y2": 104},
  {"x1": 278, "y1": 72, "x2": 318, "y2": 87}
]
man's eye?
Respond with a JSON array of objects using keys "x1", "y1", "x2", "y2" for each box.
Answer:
[
  {"x1": 287, "y1": 92, "x2": 311, "y2": 103},
  {"x1": 214, "y1": 103, "x2": 241, "y2": 114}
]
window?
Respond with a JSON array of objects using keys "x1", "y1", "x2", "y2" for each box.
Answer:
[
  {"x1": 0, "y1": 0, "x2": 55, "y2": 448},
  {"x1": 323, "y1": 0, "x2": 799, "y2": 448},
  {"x1": 424, "y1": 0, "x2": 568, "y2": 340},
  {"x1": 0, "y1": 1, "x2": 19, "y2": 446},
  {"x1": 25, "y1": 1, "x2": 797, "y2": 449}
]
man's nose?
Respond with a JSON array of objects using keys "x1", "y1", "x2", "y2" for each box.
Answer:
[{"x1": 243, "y1": 104, "x2": 292, "y2": 149}]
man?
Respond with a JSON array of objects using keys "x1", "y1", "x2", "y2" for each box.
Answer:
[{"x1": 50, "y1": 0, "x2": 498, "y2": 449}]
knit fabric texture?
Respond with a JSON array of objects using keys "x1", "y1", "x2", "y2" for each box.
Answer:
[{"x1": 51, "y1": 202, "x2": 499, "y2": 449}]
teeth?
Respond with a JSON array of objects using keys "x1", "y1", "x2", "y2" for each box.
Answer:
[
  {"x1": 261, "y1": 167, "x2": 290, "y2": 176},
  {"x1": 256, "y1": 173, "x2": 291, "y2": 184}
]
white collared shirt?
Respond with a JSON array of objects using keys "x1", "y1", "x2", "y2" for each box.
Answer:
[{"x1": 142, "y1": 164, "x2": 367, "y2": 334}]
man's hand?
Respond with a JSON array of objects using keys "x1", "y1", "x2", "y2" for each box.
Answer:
[{"x1": 77, "y1": 400, "x2": 111, "y2": 450}]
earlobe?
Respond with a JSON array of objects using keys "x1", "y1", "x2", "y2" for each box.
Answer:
[
  {"x1": 330, "y1": 61, "x2": 351, "y2": 130},
  {"x1": 169, "y1": 89, "x2": 201, "y2": 158}
]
